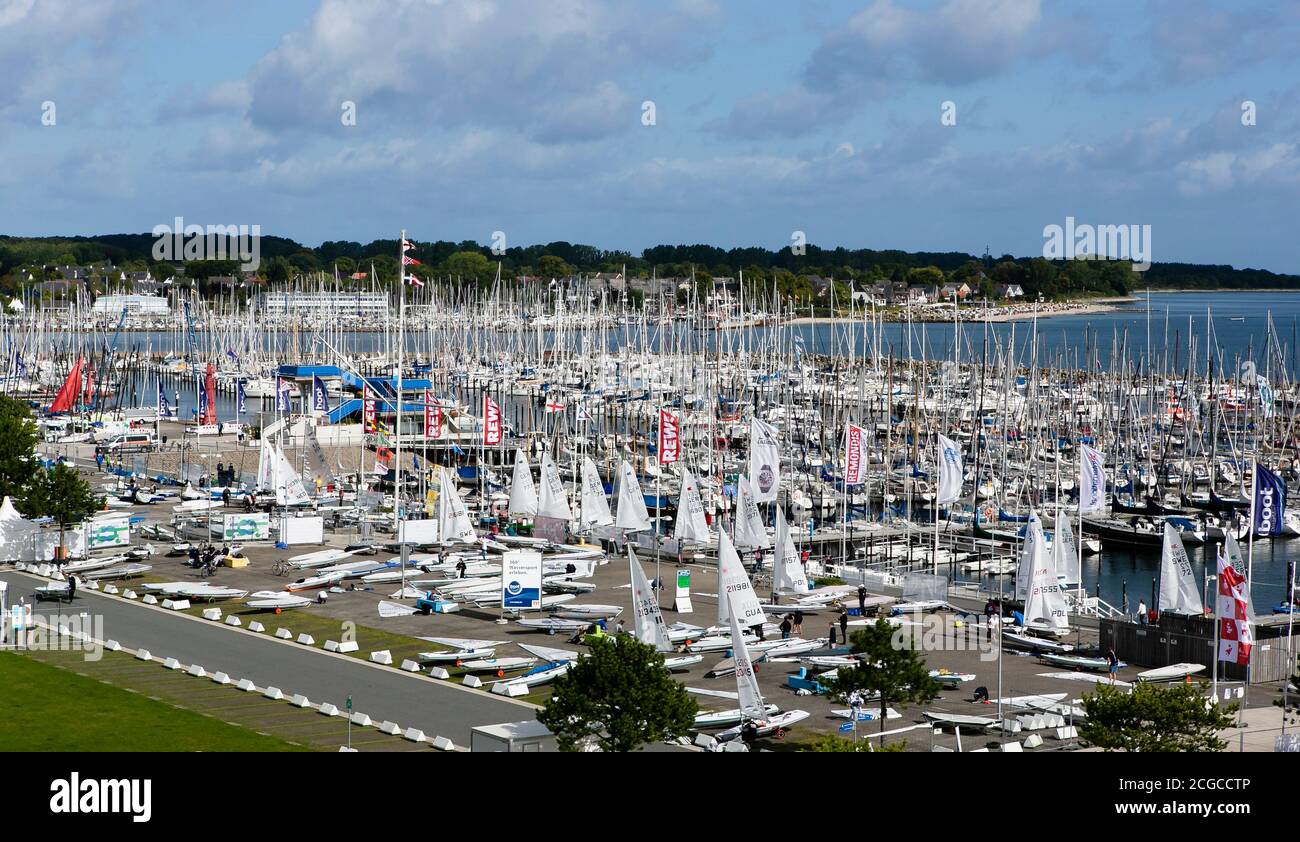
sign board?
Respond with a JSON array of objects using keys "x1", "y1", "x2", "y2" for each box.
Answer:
[
  {"x1": 672, "y1": 567, "x2": 692, "y2": 613},
  {"x1": 86, "y1": 516, "x2": 131, "y2": 550},
  {"x1": 501, "y1": 550, "x2": 543, "y2": 611},
  {"x1": 279, "y1": 516, "x2": 324, "y2": 546},
  {"x1": 223, "y1": 513, "x2": 271, "y2": 542},
  {"x1": 398, "y1": 518, "x2": 438, "y2": 545}
]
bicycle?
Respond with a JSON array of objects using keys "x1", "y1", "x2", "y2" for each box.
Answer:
[{"x1": 272, "y1": 558, "x2": 292, "y2": 576}]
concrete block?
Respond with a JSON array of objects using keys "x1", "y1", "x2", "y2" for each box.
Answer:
[
  {"x1": 212, "y1": 672, "x2": 231, "y2": 685},
  {"x1": 105, "y1": 639, "x2": 121, "y2": 651},
  {"x1": 87, "y1": 581, "x2": 100, "y2": 591},
  {"x1": 324, "y1": 640, "x2": 340, "y2": 652},
  {"x1": 248, "y1": 621, "x2": 265, "y2": 633},
  {"x1": 162, "y1": 657, "x2": 181, "y2": 670},
  {"x1": 296, "y1": 633, "x2": 315, "y2": 645},
  {"x1": 275, "y1": 628, "x2": 293, "y2": 640},
  {"x1": 1023, "y1": 733, "x2": 1044, "y2": 749},
  {"x1": 429, "y1": 666, "x2": 450, "y2": 679},
  {"x1": 400, "y1": 659, "x2": 421, "y2": 672},
  {"x1": 1001, "y1": 719, "x2": 1022, "y2": 734},
  {"x1": 237, "y1": 678, "x2": 257, "y2": 692},
  {"x1": 694, "y1": 733, "x2": 718, "y2": 750},
  {"x1": 369, "y1": 650, "x2": 392, "y2": 665},
  {"x1": 123, "y1": 589, "x2": 138, "y2": 599},
  {"x1": 491, "y1": 682, "x2": 529, "y2": 697},
  {"x1": 378, "y1": 721, "x2": 401, "y2": 735},
  {"x1": 225, "y1": 615, "x2": 241, "y2": 627},
  {"x1": 142, "y1": 595, "x2": 157, "y2": 604},
  {"x1": 338, "y1": 746, "x2": 358, "y2": 752},
  {"x1": 162, "y1": 599, "x2": 191, "y2": 610},
  {"x1": 350, "y1": 712, "x2": 371, "y2": 727},
  {"x1": 318, "y1": 703, "x2": 340, "y2": 717},
  {"x1": 1002, "y1": 741, "x2": 1023, "y2": 752},
  {"x1": 336, "y1": 641, "x2": 359, "y2": 653},
  {"x1": 1055, "y1": 726, "x2": 1078, "y2": 740},
  {"x1": 403, "y1": 727, "x2": 426, "y2": 743},
  {"x1": 263, "y1": 687, "x2": 283, "y2": 700},
  {"x1": 202, "y1": 608, "x2": 222, "y2": 621},
  {"x1": 434, "y1": 602, "x2": 460, "y2": 614},
  {"x1": 462, "y1": 675, "x2": 482, "y2": 688},
  {"x1": 722, "y1": 740, "x2": 749, "y2": 752},
  {"x1": 135, "y1": 648, "x2": 152, "y2": 661},
  {"x1": 186, "y1": 664, "x2": 207, "y2": 678},
  {"x1": 290, "y1": 694, "x2": 312, "y2": 708},
  {"x1": 103, "y1": 584, "x2": 119, "y2": 594},
  {"x1": 431, "y1": 736, "x2": 455, "y2": 751}
]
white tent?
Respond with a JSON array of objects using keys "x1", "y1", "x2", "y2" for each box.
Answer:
[{"x1": 0, "y1": 496, "x2": 37, "y2": 562}]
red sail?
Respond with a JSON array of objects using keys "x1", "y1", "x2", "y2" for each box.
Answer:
[
  {"x1": 203, "y1": 363, "x2": 217, "y2": 425},
  {"x1": 49, "y1": 357, "x2": 84, "y2": 414}
]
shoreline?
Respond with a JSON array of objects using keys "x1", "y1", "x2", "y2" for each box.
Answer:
[{"x1": 787, "y1": 296, "x2": 1139, "y2": 326}]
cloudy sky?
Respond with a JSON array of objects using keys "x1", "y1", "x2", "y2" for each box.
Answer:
[{"x1": 1, "y1": 0, "x2": 1297, "y2": 271}]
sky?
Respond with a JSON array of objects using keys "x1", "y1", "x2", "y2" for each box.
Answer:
[{"x1": 1, "y1": 0, "x2": 1298, "y2": 272}]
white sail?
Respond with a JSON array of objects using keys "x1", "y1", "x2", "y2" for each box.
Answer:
[
  {"x1": 1014, "y1": 511, "x2": 1039, "y2": 602},
  {"x1": 273, "y1": 444, "x2": 311, "y2": 505},
  {"x1": 1023, "y1": 514, "x2": 1069, "y2": 633},
  {"x1": 256, "y1": 437, "x2": 274, "y2": 491},
  {"x1": 672, "y1": 468, "x2": 711, "y2": 543},
  {"x1": 537, "y1": 452, "x2": 572, "y2": 521},
  {"x1": 1053, "y1": 509, "x2": 1080, "y2": 585},
  {"x1": 1158, "y1": 522, "x2": 1203, "y2": 615},
  {"x1": 716, "y1": 530, "x2": 766, "y2": 627},
  {"x1": 628, "y1": 548, "x2": 672, "y2": 651},
  {"x1": 748, "y1": 416, "x2": 781, "y2": 503},
  {"x1": 772, "y1": 507, "x2": 809, "y2": 594},
  {"x1": 732, "y1": 475, "x2": 771, "y2": 551},
  {"x1": 725, "y1": 589, "x2": 767, "y2": 721},
  {"x1": 301, "y1": 425, "x2": 333, "y2": 491},
  {"x1": 438, "y1": 469, "x2": 475, "y2": 544},
  {"x1": 578, "y1": 457, "x2": 614, "y2": 527},
  {"x1": 508, "y1": 448, "x2": 538, "y2": 517},
  {"x1": 615, "y1": 459, "x2": 651, "y2": 532}
]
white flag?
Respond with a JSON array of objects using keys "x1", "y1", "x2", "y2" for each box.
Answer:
[
  {"x1": 615, "y1": 459, "x2": 651, "y2": 532},
  {"x1": 508, "y1": 449, "x2": 538, "y2": 517},
  {"x1": 628, "y1": 548, "x2": 672, "y2": 652},
  {"x1": 1158, "y1": 523, "x2": 1204, "y2": 615},
  {"x1": 1078, "y1": 444, "x2": 1107, "y2": 514},
  {"x1": 748, "y1": 416, "x2": 781, "y2": 503},
  {"x1": 936, "y1": 434, "x2": 963, "y2": 505}
]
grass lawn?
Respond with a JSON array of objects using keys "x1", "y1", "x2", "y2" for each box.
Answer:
[{"x1": 0, "y1": 652, "x2": 307, "y2": 752}]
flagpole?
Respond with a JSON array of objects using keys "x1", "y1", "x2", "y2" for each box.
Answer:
[
  {"x1": 1212, "y1": 547, "x2": 1220, "y2": 701},
  {"x1": 396, "y1": 229, "x2": 406, "y2": 597}
]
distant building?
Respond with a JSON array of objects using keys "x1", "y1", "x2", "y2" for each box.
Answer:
[
  {"x1": 996, "y1": 283, "x2": 1025, "y2": 299},
  {"x1": 258, "y1": 290, "x2": 389, "y2": 315},
  {"x1": 92, "y1": 294, "x2": 171, "y2": 316}
]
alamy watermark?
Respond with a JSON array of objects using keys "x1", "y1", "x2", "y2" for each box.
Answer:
[
  {"x1": 151, "y1": 217, "x2": 261, "y2": 272},
  {"x1": 3, "y1": 611, "x2": 104, "y2": 660},
  {"x1": 1042, "y1": 215, "x2": 1151, "y2": 271},
  {"x1": 891, "y1": 614, "x2": 997, "y2": 662}
]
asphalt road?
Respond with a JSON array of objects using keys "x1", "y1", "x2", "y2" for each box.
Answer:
[{"x1": 1, "y1": 569, "x2": 535, "y2": 746}]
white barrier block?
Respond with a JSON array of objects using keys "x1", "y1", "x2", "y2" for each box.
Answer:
[
  {"x1": 162, "y1": 657, "x2": 181, "y2": 670},
  {"x1": 225, "y1": 615, "x2": 241, "y2": 627},
  {"x1": 142, "y1": 595, "x2": 157, "y2": 604},
  {"x1": 403, "y1": 727, "x2": 426, "y2": 743},
  {"x1": 103, "y1": 585, "x2": 119, "y2": 594},
  {"x1": 350, "y1": 712, "x2": 372, "y2": 727},
  {"x1": 400, "y1": 659, "x2": 421, "y2": 672},
  {"x1": 1001, "y1": 719, "x2": 1022, "y2": 734},
  {"x1": 162, "y1": 599, "x2": 191, "y2": 611},
  {"x1": 290, "y1": 694, "x2": 312, "y2": 708},
  {"x1": 87, "y1": 581, "x2": 100, "y2": 591},
  {"x1": 336, "y1": 641, "x2": 358, "y2": 653},
  {"x1": 248, "y1": 621, "x2": 265, "y2": 633},
  {"x1": 369, "y1": 650, "x2": 392, "y2": 665},
  {"x1": 263, "y1": 687, "x2": 283, "y2": 700},
  {"x1": 275, "y1": 628, "x2": 292, "y2": 640},
  {"x1": 694, "y1": 733, "x2": 718, "y2": 750},
  {"x1": 105, "y1": 639, "x2": 121, "y2": 651},
  {"x1": 434, "y1": 602, "x2": 461, "y2": 614},
  {"x1": 338, "y1": 746, "x2": 358, "y2": 752},
  {"x1": 202, "y1": 608, "x2": 222, "y2": 621},
  {"x1": 462, "y1": 675, "x2": 482, "y2": 688},
  {"x1": 431, "y1": 736, "x2": 455, "y2": 751},
  {"x1": 1047, "y1": 714, "x2": 1066, "y2": 729},
  {"x1": 429, "y1": 667, "x2": 450, "y2": 679},
  {"x1": 1023, "y1": 733, "x2": 1043, "y2": 749},
  {"x1": 135, "y1": 648, "x2": 152, "y2": 661},
  {"x1": 237, "y1": 679, "x2": 257, "y2": 692},
  {"x1": 123, "y1": 589, "x2": 138, "y2": 600},
  {"x1": 324, "y1": 640, "x2": 340, "y2": 652},
  {"x1": 1002, "y1": 741, "x2": 1023, "y2": 752},
  {"x1": 296, "y1": 634, "x2": 315, "y2": 646},
  {"x1": 186, "y1": 664, "x2": 207, "y2": 678},
  {"x1": 318, "y1": 703, "x2": 340, "y2": 717},
  {"x1": 1055, "y1": 726, "x2": 1078, "y2": 740},
  {"x1": 212, "y1": 672, "x2": 231, "y2": 685},
  {"x1": 379, "y1": 721, "x2": 401, "y2": 735},
  {"x1": 491, "y1": 682, "x2": 529, "y2": 697}
]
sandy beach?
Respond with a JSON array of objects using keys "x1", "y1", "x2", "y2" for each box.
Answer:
[{"x1": 786, "y1": 296, "x2": 1138, "y2": 325}]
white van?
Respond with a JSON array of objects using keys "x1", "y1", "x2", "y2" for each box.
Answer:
[{"x1": 98, "y1": 431, "x2": 156, "y2": 454}]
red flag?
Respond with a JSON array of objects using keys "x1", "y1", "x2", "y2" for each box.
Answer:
[
  {"x1": 203, "y1": 363, "x2": 217, "y2": 425},
  {"x1": 403, "y1": 273, "x2": 425, "y2": 287},
  {"x1": 1217, "y1": 551, "x2": 1253, "y2": 666},
  {"x1": 657, "y1": 408, "x2": 680, "y2": 465},
  {"x1": 49, "y1": 357, "x2": 84, "y2": 414},
  {"x1": 402, "y1": 255, "x2": 421, "y2": 265},
  {"x1": 482, "y1": 393, "x2": 502, "y2": 446}
]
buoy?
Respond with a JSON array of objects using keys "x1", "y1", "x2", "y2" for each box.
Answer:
[
  {"x1": 496, "y1": 669, "x2": 505, "y2": 678},
  {"x1": 455, "y1": 659, "x2": 463, "y2": 667},
  {"x1": 274, "y1": 607, "x2": 282, "y2": 615}
]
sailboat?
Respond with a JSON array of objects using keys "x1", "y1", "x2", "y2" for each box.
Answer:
[
  {"x1": 628, "y1": 548, "x2": 700, "y2": 670},
  {"x1": 714, "y1": 588, "x2": 809, "y2": 742}
]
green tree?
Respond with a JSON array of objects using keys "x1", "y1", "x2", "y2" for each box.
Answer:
[
  {"x1": 537, "y1": 636, "x2": 697, "y2": 752},
  {"x1": 0, "y1": 396, "x2": 40, "y2": 504},
  {"x1": 24, "y1": 463, "x2": 103, "y2": 554},
  {"x1": 265, "y1": 256, "x2": 292, "y2": 286},
  {"x1": 536, "y1": 254, "x2": 571, "y2": 279},
  {"x1": 825, "y1": 618, "x2": 940, "y2": 742},
  {"x1": 444, "y1": 251, "x2": 493, "y2": 285},
  {"x1": 1080, "y1": 681, "x2": 1237, "y2": 752}
]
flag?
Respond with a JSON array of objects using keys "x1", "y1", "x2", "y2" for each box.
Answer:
[
  {"x1": 156, "y1": 378, "x2": 172, "y2": 419},
  {"x1": 482, "y1": 392, "x2": 503, "y2": 446},
  {"x1": 423, "y1": 390, "x2": 441, "y2": 438},
  {"x1": 311, "y1": 375, "x2": 330, "y2": 413},
  {"x1": 403, "y1": 273, "x2": 424, "y2": 287},
  {"x1": 402, "y1": 255, "x2": 421, "y2": 266},
  {"x1": 203, "y1": 363, "x2": 217, "y2": 425},
  {"x1": 362, "y1": 385, "x2": 378, "y2": 433},
  {"x1": 275, "y1": 378, "x2": 291, "y2": 413},
  {"x1": 748, "y1": 416, "x2": 781, "y2": 503},
  {"x1": 1253, "y1": 463, "x2": 1286, "y2": 537},
  {"x1": 936, "y1": 434, "x2": 963, "y2": 505},
  {"x1": 196, "y1": 375, "x2": 209, "y2": 423},
  {"x1": 657, "y1": 408, "x2": 680, "y2": 465},
  {"x1": 576, "y1": 404, "x2": 593, "y2": 424},
  {"x1": 1078, "y1": 443, "x2": 1107, "y2": 514},
  {"x1": 236, "y1": 380, "x2": 246, "y2": 415},
  {"x1": 544, "y1": 397, "x2": 566, "y2": 414},
  {"x1": 843, "y1": 423, "x2": 866, "y2": 485},
  {"x1": 1217, "y1": 548, "x2": 1253, "y2": 666},
  {"x1": 401, "y1": 239, "x2": 414, "y2": 250}
]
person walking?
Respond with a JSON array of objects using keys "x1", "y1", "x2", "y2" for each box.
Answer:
[
  {"x1": 1106, "y1": 648, "x2": 1120, "y2": 684},
  {"x1": 793, "y1": 610, "x2": 804, "y2": 636},
  {"x1": 66, "y1": 573, "x2": 77, "y2": 604},
  {"x1": 838, "y1": 607, "x2": 849, "y2": 644},
  {"x1": 779, "y1": 616, "x2": 792, "y2": 640},
  {"x1": 857, "y1": 584, "x2": 867, "y2": 615}
]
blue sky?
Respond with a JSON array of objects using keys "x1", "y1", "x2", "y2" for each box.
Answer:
[{"x1": 1, "y1": 0, "x2": 1298, "y2": 272}]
